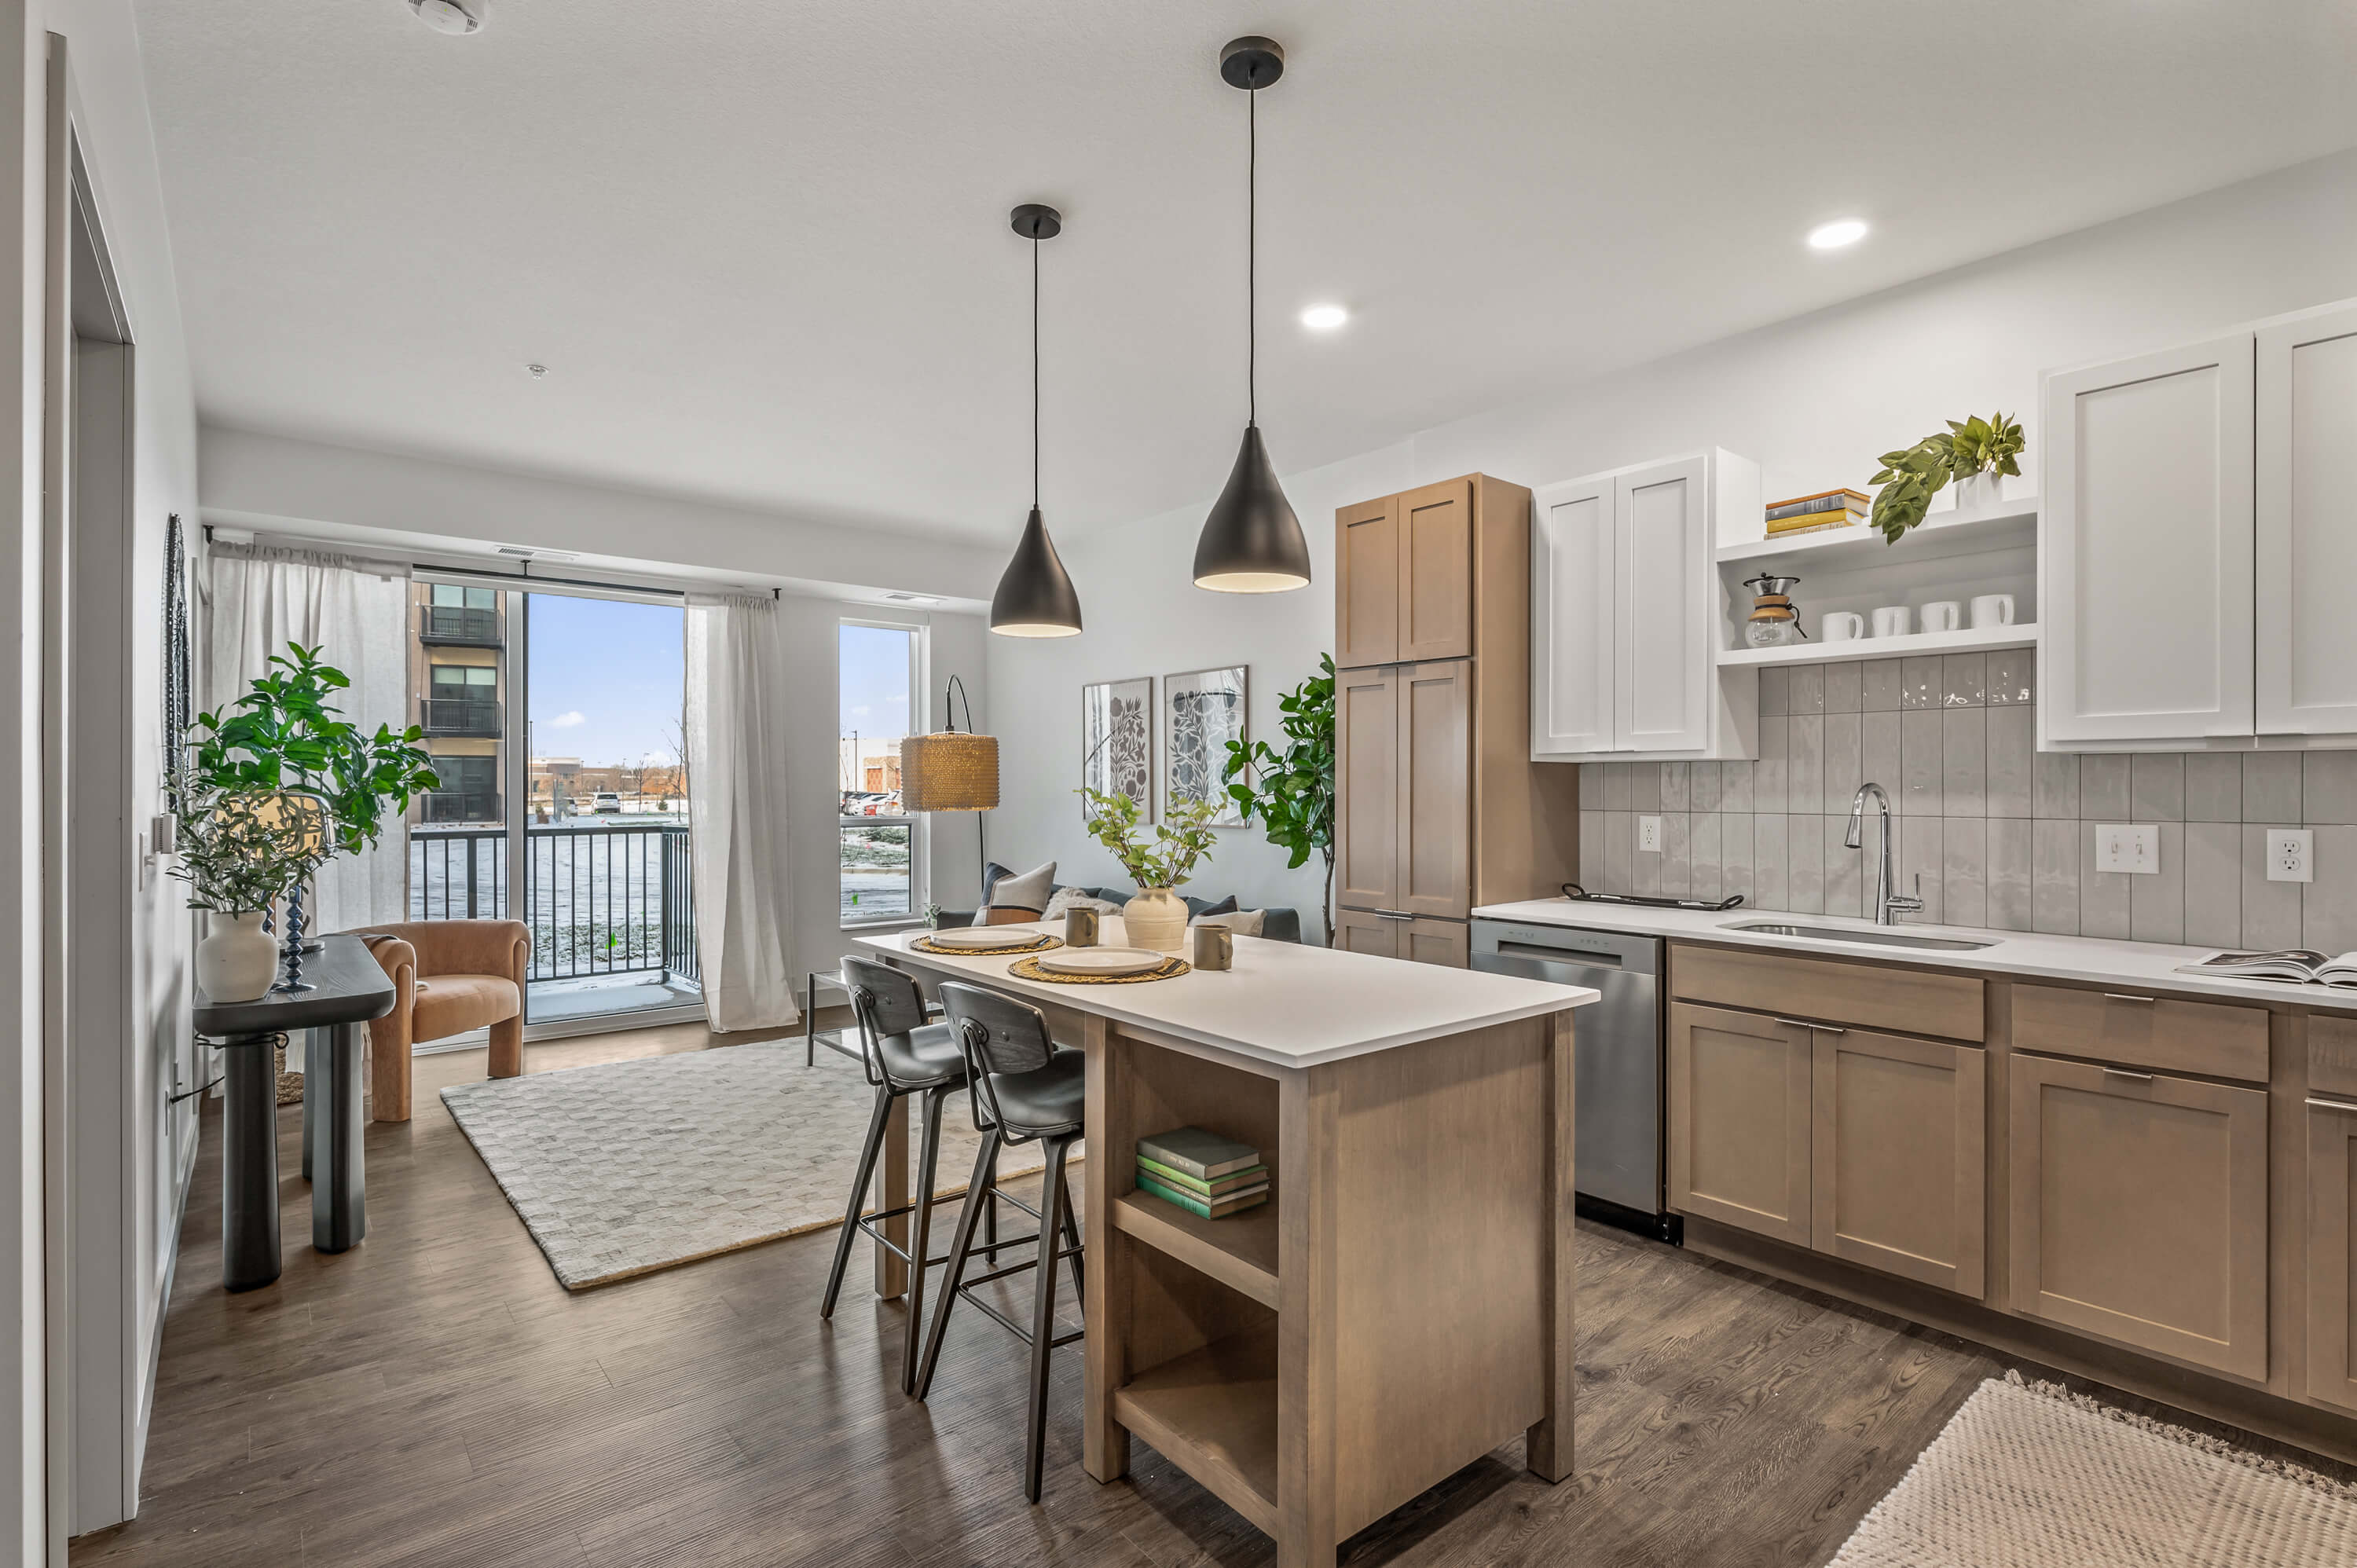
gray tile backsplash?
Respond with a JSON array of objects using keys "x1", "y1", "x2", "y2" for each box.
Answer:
[{"x1": 1572, "y1": 650, "x2": 2357, "y2": 951}]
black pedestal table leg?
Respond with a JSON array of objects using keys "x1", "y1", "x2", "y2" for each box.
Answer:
[
  {"x1": 300, "y1": 1028, "x2": 316, "y2": 1182},
  {"x1": 222, "y1": 1036, "x2": 281, "y2": 1291},
  {"x1": 312, "y1": 1021, "x2": 367, "y2": 1252}
]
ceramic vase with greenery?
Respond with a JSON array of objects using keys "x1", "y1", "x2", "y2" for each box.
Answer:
[
  {"x1": 172, "y1": 786, "x2": 335, "y2": 1001},
  {"x1": 1222, "y1": 654, "x2": 1336, "y2": 944},
  {"x1": 1868, "y1": 412, "x2": 2025, "y2": 543},
  {"x1": 1079, "y1": 789, "x2": 1220, "y2": 953}
]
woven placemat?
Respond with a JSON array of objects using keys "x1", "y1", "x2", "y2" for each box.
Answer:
[
  {"x1": 911, "y1": 932, "x2": 1065, "y2": 958},
  {"x1": 1008, "y1": 954, "x2": 1191, "y2": 984}
]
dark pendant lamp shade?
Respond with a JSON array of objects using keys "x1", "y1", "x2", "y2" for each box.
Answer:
[
  {"x1": 1194, "y1": 423, "x2": 1310, "y2": 592},
  {"x1": 992, "y1": 506, "x2": 1083, "y2": 635}
]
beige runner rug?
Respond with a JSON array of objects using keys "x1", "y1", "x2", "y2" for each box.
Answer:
[{"x1": 1831, "y1": 1372, "x2": 2357, "y2": 1567}]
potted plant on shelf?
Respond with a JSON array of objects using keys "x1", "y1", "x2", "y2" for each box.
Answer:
[
  {"x1": 1868, "y1": 411, "x2": 2025, "y2": 543},
  {"x1": 1222, "y1": 654, "x2": 1336, "y2": 945},
  {"x1": 170, "y1": 786, "x2": 335, "y2": 1002},
  {"x1": 1078, "y1": 789, "x2": 1220, "y2": 954}
]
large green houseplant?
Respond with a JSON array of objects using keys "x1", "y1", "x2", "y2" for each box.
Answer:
[{"x1": 1222, "y1": 654, "x2": 1336, "y2": 945}]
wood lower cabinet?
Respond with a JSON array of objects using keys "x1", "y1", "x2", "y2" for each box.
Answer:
[
  {"x1": 2007, "y1": 1053, "x2": 2268, "y2": 1381},
  {"x1": 2308, "y1": 1094, "x2": 2357, "y2": 1413},
  {"x1": 1334, "y1": 910, "x2": 1468, "y2": 968},
  {"x1": 1668, "y1": 1003, "x2": 1811, "y2": 1246},
  {"x1": 1811, "y1": 1028, "x2": 1985, "y2": 1297}
]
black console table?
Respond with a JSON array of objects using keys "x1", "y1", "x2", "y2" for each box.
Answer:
[{"x1": 192, "y1": 934, "x2": 395, "y2": 1291}]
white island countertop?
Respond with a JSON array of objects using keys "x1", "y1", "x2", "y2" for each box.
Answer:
[
  {"x1": 853, "y1": 918, "x2": 1598, "y2": 1071},
  {"x1": 1472, "y1": 896, "x2": 2357, "y2": 1014}
]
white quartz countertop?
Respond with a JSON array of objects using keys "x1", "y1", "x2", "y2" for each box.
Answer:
[
  {"x1": 853, "y1": 918, "x2": 1598, "y2": 1070},
  {"x1": 1472, "y1": 897, "x2": 2357, "y2": 1013}
]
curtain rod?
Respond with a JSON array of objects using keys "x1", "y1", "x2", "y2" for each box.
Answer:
[{"x1": 425, "y1": 564, "x2": 781, "y2": 602}]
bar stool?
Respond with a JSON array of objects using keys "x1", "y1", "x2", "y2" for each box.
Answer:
[
  {"x1": 912, "y1": 981, "x2": 1087, "y2": 1503},
  {"x1": 821, "y1": 956, "x2": 1012, "y2": 1394}
]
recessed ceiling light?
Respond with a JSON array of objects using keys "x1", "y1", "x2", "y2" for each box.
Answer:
[
  {"x1": 524, "y1": 363, "x2": 547, "y2": 379},
  {"x1": 1807, "y1": 218, "x2": 1869, "y2": 251},
  {"x1": 1299, "y1": 302, "x2": 1349, "y2": 332},
  {"x1": 410, "y1": 0, "x2": 486, "y2": 34}
]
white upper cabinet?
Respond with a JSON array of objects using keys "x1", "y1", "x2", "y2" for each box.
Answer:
[
  {"x1": 1532, "y1": 449, "x2": 1757, "y2": 760},
  {"x1": 2040, "y1": 334, "x2": 2256, "y2": 746},
  {"x1": 2258, "y1": 302, "x2": 2357, "y2": 737}
]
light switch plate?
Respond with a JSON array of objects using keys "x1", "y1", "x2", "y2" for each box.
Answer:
[
  {"x1": 2095, "y1": 823, "x2": 2161, "y2": 874},
  {"x1": 1637, "y1": 815, "x2": 1662, "y2": 853},
  {"x1": 2267, "y1": 827, "x2": 2314, "y2": 883}
]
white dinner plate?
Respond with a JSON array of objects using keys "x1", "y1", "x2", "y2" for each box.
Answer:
[
  {"x1": 925, "y1": 927, "x2": 1041, "y2": 951},
  {"x1": 1036, "y1": 947, "x2": 1166, "y2": 977}
]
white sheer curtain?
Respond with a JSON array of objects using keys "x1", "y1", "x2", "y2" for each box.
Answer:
[
  {"x1": 684, "y1": 593, "x2": 800, "y2": 1032},
  {"x1": 203, "y1": 542, "x2": 412, "y2": 936}
]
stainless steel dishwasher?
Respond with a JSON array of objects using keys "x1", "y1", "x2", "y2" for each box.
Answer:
[{"x1": 1471, "y1": 918, "x2": 1676, "y2": 1243}]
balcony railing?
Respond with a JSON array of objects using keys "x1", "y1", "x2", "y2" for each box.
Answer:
[
  {"x1": 410, "y1": 822, "x2": 698, "y2": 987},
  {"x1": 423, "y1": 696, "x2": 502, "y2": 736},
  {"x1": 420, "y1": 605, "x2": 504, "y2": 646},
  {"x1": 423, "y1": 789, "x2": 501, "y2": 824}
]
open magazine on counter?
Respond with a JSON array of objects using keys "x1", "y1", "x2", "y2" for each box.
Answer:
[{"x1": 2176, "y1": 950, "x2": 2357, "y2": 987}]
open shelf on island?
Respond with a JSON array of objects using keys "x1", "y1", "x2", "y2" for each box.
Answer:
[
  {"x1": 1113, "y1": 1188, "x2": 1279, "y2": 1309},
  {"x1": 1717, "y1": 496, "x2": 2037, "y2": 576},
  {"x1": 1717, "y1": 621, "x2": 2036, "y2": 667},
  {"x1": 1113, "y1": 1326, "x2": 1278, "y2": 1535}
]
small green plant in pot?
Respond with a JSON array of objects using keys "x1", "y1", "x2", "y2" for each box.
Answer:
[
  {"x1": 170, "y1": 786, "x2": 335, "y2": 1002},
  {"x1": 1868, "y1": 411, "x2": 2025, "y2": 544},
  {"x1": 1079, "y1": 789, "x2": 1220, "y2": 954},
  {"x1": 1222, "y1": 654, "x2": 1336, "y2": 944}
]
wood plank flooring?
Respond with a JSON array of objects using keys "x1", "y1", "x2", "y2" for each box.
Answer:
[{"x1": 70, "y1": 1021, "x2": 2351, "y2": 1568}]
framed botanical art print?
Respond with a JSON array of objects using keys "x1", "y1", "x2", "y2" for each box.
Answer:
[
  {"x1": 1164, "y1": 665, "x2": 1247, "y2": 825},
  {"x1": 1081, "y1": 676, "x2": 1153, "y2": 820}
]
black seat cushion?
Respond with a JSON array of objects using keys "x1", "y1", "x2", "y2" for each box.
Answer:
[
  {"x1": 988, "y1": 1049, "x2": 1085, "y2": 1140},
  {"x1": 874, "y1": 1020, "x2": 969, "y2": 1090}
]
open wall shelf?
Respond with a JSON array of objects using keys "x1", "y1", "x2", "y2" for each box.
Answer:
[
  {"x1": 1717, "y1": 621, "x2": 2038, "y2": 667},
  {"x1": 1717, "y1": 496, "x2": 2038, "y2": 575}
]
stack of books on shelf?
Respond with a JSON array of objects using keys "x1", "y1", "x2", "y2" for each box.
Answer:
[
  {"x1": 1135, "y1": 1127, "x2": 1269, "y2": 1220},
  {"x1": 1765, "y1": 487, "x2": 1869, "y2": 537}
]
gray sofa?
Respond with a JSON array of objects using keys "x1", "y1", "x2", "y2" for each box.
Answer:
[{"x1": 942, "y1": 863, "x2": 1303, "y2": 944}]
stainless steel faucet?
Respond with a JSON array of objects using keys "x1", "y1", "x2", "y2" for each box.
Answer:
[{"x1": 1846, "y1": 782, "x2": 1923, "y2": 925}]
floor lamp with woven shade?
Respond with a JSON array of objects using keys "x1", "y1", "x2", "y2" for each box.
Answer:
[{"x1": 900, "y1": 676, "x2": 997, "y2": 892}]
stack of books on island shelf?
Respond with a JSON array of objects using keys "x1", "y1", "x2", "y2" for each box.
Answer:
[
  {"x1": 1135, "y1": 1127, "x2": 1270, "y2": 1220},
  {"x1": 1765, "y1": 487, "x2": 1870, "y2": 537}
]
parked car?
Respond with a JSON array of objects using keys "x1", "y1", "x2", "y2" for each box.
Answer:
[{"x1": 592, "y1": 791, "x2": 623, "y2": 814}]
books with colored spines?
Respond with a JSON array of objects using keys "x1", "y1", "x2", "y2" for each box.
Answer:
[
  {"x1": 1135, "y1": 1127, "x2": 1262, "y2": 1181},
  {"x1": 1135, "y1": 1171, "x2": 1269, "y2": 1220},
  {"x1": 1764, "y1": 488, "x2": 1870, "y2": 522},
  {"x1": 1138, "y1": 1154, "x2": 1267, "y2": 1200},
  {"x1": 1765, "y1": 513, "x2": 1864, "y2": 539}
]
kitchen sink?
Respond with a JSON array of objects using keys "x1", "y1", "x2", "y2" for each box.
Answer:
[{"x1": 1721, "y1": 920, "x2": 1998, "y2": 952}]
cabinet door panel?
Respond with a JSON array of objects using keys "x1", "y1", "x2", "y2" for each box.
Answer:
[
  {"x1": 1336, "y1": 665, "x2": 1400, "y2": 911},
  {"x1": 2308, "y1": 1096, "x2": 2357, "y2": 1413},
  {"x1": 1397, "y1": 478, "x2": 1474, "y2": 663},
  {"x1": 1403, "y1": 917, "x2": 1469, "y2": 969},
  {"x1": 1530, "y1": 475, "x2": 1617, "y2": 758},
  {"x1": 1334, "y1": 907, "x2": 1401, "y2": 959},
  {"x1": 2007, "y1": 1054, "x2": 2267, "y2": 1380},
  {"x1": 2041, "y1": 335, "x2": 2255, "y2": 744},
  {"x1": 1336, "y1": 496, "x2": 1398, "y2": 669},
  {"x1": 1615, "y1": 456, "x2": 1710, "y2": 752},
  {"x1": 1396, "y1": 660, "x2": 1472, "y2": 918},
  {"x1": 1668, "y1": 1002, "x2": 1811, "y2": 1245},
  {"x1": 2258, "y1": 304, "x2": 2357, "y2": 736},
  {"x1": 1811, "y1": 1030, "x2": 1985, "y2": 1297}
]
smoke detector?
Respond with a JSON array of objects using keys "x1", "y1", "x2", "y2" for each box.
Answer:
[{"x1": 409, "y1": 0, "x2": 486, "y2": 35}]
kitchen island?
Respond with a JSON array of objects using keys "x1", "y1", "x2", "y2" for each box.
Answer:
[{"x1": 857, "y1": 921, "x2": 1596, "y2": 1568}]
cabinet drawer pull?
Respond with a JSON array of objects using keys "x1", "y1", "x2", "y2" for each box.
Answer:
[
  {"x1": 2101, "y1": 1066, "x2": 2156, "y2": 1082},
  {"x1": 2308, "y1": 1095, "x2": 2357, "y2": 1113},
  {"x1": 2100, "y1": 992, "x2": 2157, "y2": 1004},
  {"x1": 1373, "y1": 910, "x2": 1415, "y2": 921},
  {"x1": 1774, "y1": 1017, "x2": 1844, "y2": 1035}
]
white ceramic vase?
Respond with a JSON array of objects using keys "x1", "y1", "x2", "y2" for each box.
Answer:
[
  {"x1": 1954, "y1": 471, "x2": 2005, "y2": 512},
  {"x1": 197, "y1": 910, "x2": 279, "y2": 1003},
  {"x1": 1123, "y1": 888, "x2": 1189, "y2": 954}
]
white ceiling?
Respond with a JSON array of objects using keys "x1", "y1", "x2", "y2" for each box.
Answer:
[{"x1": 134, "y1": 1, "x2": 2357, "y2": 548}]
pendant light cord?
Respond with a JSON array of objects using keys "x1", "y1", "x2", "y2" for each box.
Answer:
[
  {"x1": 1247, "y1": 77, "x2": 1257, "y2": 426},
  {"x1": 1031, "y1": 228, "x2": 1041, "y2": 509}
]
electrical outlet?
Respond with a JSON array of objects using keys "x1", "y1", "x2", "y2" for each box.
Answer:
[
  {"x1": 2267, "y1": 827, "x2": 2314, "y2": 883},
  {"x1": 2095, "y1": 823, "x2": 2161, "y2": 874},
  {"x1": 1637, "y1": 815, "x2": 1662, "y2": 853}
]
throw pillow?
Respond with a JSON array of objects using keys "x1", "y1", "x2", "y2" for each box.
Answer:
[
  {"x1": 984, "y1": 859, "x2": 1056, "y2": 916},
  {"x1": 1193, "y1": 907, "x2": 1266, "y2": 938},
  {"x1": 1183, "y1": 893, "x2": 1239, "y2": 920},
  {"x1": 1043, "y1": 885, "x2": 1121, "y2": 922}
]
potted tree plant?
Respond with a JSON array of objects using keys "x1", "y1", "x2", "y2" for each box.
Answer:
[
  {"x1": 1078, "y1": 789, "x2": 1221, "y2": 953},
  {"x1": 1221, "y1": 654, "x2": 1336, "y2": 944}
]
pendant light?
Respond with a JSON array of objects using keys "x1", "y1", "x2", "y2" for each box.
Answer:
[
  {"x1": 990, "y1": 203, "x2": 1084, "y2": 637},
  {"x1": 1193, "y1": 35, "x2": 1312, "y2": 595}
]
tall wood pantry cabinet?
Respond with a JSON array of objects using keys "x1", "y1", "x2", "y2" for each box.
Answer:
[{"x1": 1333, "y1": 474, "x2": 1581, "y2": 965}]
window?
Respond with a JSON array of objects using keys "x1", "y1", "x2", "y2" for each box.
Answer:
[
  {"x1": 424, "y1": 754, "x2": 500, "y2": 822},
  {"x1": 422, "y1": 581, "x2": 501, "y2": 644},
  {"x1": 425, "y1": 663, "x2": 499, "y2": 735},
  {"x1": 840, "y1": 621, "x2": 921, "y2": 924}
]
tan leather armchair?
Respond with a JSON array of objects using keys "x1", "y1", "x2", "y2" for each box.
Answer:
[{"x1": 352, "y1": 919, "x2": 530, "y2": 1122}]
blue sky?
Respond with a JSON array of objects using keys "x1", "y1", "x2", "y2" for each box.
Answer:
[
  {"x1": 526, "y1": 593, "x2": 684, "y2": 765},
  {"x1": 840, "y1": 623, "x2": 914, "y2": 750}
]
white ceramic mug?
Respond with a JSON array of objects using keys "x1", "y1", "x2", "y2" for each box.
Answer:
[
  {"x1": 1920, "y1": 600, "x2": 1963, "y2": 634},
  {"x1": 1821, "y1": 611, "x2": 1865, "y2": 643},
  {"x1": 1871, "y1": 605, "x2": 1911, "y2": 638},
  {"x1": 1970, "y1": 593, "x2": 2015, "y2": 629}
]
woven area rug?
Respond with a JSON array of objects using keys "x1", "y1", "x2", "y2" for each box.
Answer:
[
  {"x1": 1830, "y1": 1372, "x2": 2357, "y2": 1566},
  {"x1": 442, "y1": 1039, "x2": 1073, "y2": 1291}
]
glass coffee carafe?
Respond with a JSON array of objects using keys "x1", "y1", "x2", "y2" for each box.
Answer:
[{"x1": 1742, "y1": 573, "x2": 1807, "y2": 648}]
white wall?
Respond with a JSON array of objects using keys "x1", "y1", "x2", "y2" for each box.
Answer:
[{"x1": 986, "y1": 148, "x2": 2357, "y2": 936}]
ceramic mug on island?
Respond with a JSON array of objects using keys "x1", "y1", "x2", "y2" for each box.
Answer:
[
  {"x1": 1821, "y1": 611, "x2": 1865, "y2": 643},
  {"x1": 1919, "y1": 601, "x2": 1963, "y2": 634},
  {"x1": 1871, "y1": 605, "x2": 1912, "y2": 639},
  {"x1": 1970, "y1": 593, "x2": 2016, "y2": 629}
]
